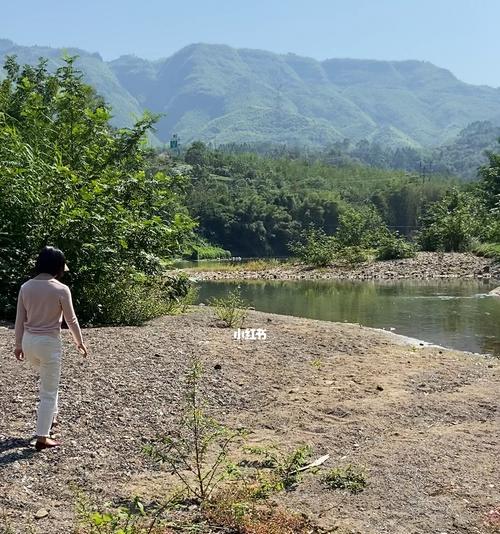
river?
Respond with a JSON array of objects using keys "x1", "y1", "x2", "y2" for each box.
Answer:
[{"x1": 195, "y1": 278, "x2": 500, "y2": 356}]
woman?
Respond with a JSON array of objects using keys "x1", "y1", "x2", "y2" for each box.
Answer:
[{"x1": 14, "y1": 246, "x2": 88, "y2": 451}]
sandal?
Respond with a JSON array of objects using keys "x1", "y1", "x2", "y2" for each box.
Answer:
[{"x1": 35, "y1": 439, "x2": 61, "y2": 451}]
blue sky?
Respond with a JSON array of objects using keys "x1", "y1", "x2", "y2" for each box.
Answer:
[{"x1": 2, "y1": 0, "x2": 499, "y2": 86}]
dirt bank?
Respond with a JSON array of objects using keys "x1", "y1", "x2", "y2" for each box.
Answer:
[
  {"x1": 182, "y1": 252, "x2": 498, "y2": 282},
  {"x1": 0, "y1": 307, "x2": 498, "y2": 533}
]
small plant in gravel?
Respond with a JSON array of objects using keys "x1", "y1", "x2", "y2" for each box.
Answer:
[
  {"x1": 322, "y1": 465, "x2": 367, "y2": 494},
  {"x1": 311, "y1": 358, "x2": 323, "y2": 369},
  {"x1": 143, "y1": 358, "x2": 245, "y2": 503},
  {"x1": 75, "y1": 490, "x2": 181, "y2": 533},
  {"x1": 241, "y1": 444, "x2": 313, "y2": 496},
  {"x1": 208, "y1": 287, "x2": 248, "y2": 327}
]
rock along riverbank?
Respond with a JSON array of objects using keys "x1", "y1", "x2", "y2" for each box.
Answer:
[
  {"x1": 181, "y1": 252, "x2": 498, "y2": 282},
  {"x1": 0, "y1": 307, "x2": 498, "y2": 533}
]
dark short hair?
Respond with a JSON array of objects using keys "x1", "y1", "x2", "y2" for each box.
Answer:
[{"x1": 35, "y1": 246, "x2": 66, "y2": 277}]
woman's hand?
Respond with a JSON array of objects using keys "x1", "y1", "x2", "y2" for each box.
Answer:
[
  {"x1": 14, "y1": 347, "x2": 24, "y2": 361},
  {"x1": 77, "y1": 343, "x2": 88, "y2": 357}
]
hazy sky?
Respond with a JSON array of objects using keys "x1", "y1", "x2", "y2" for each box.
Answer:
[{"x1": 2, "y1": 0, "x2": 499, "y2": 87}]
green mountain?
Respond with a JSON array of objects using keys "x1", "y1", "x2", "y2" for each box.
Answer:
[
  {"x1": 0, "y1": 38, "x2": 145, "y2": 132},
  {"x1": 2, "y1": 39, "x2": 500, "y2": 148}
]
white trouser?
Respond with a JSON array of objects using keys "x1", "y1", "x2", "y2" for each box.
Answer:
[{"x1": 22, "y1": 332, "x2": 62, "y2": 437}]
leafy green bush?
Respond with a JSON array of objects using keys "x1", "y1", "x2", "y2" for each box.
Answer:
[
  {"x1": 418, "y1": 189, "x2": 487, "y2": 252},
  {"x1": 376, "y1": 235, "x2": 417, "y2": 260},
  {"x1": 335, "y1": 246, "x2": 372, "y2": 265},
  {"x1": 288, "y1": 228, "x2": 338, "y2": 267},
  {"x1": 77, "y1": 272, "x2": 193, "y2": 325},
  {"x1": 335, "y1": 204, "x2": 391, "y2": 249},
  {"x1": 322, "y1": 465, "x2": 367, "y2": 494},
  {"x1": 0, "y1": 57, "x2": 196, "y2": 324}
]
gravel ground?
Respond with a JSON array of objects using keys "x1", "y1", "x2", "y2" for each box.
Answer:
[
  {"x1": 182, "y1": 252, "x2": 498, "y2": 282},
  {"x1": 0, "y1": 307, "x2": 498, "y2": 533}
]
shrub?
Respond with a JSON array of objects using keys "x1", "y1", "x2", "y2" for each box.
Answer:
[
  {"x1": 376, "y1": 235, "x2": 417, "y2": 260},
  {"x1": 335, "y1": 245, "x2": 372, "y2": 265},
  {"x1": 77, "y1": 272, "x2": 193, "y2": 326},
  {"x1": 472, "y1": 242, "x2": 500, "y2": 262},
  {"x1": 185, "y1": 240, "x2": 231, "y2": 260},
  {"x1": 418, "y1": 189, "x2": 487, "y2": 252},
  {"x1": 209, "y1": 288, "x2": 248, "y2": 327},
  {"x1": 205, "y1": 486, "x2": 319, "y2": 534},
  {"x1": 75, "y1": 492, "x2": 180, "y2": 534},
  {"x1": 288, "y1": 228, "x2": 338, "y2": 267},
  {"x1": 335, "y1": 204, "x2": 390, "y2": 249}
]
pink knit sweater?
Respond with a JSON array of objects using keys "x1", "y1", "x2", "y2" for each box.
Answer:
[{"x1": 15, "y1": 277, "x2": 84, "y2": 348}]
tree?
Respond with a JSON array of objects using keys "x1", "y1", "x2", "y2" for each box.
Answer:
[
  {"x1": 0, "y1": 56, "x2": 196, "y2": 323},
  {"x1": 479, "y1": 141, "x2": 500, "y2": 210},
  {"x1": 417, "y1": 189, "x2": 486, "y2": 252}
]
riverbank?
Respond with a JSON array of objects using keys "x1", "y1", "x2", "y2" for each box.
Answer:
[
  {"x1": 0, "y1": 307, "x2": 498, "y2": 533},
  {"x1": 180, "y1": 252, "x2": 499, "y2": 282}
]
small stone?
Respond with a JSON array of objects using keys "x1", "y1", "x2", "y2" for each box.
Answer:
[
  {"x1": 214, "y1": 364, "x2": 222, "y2": 371},
  {"x1": 35, "y1": 508, "x2": 49, "y2": 519},
  {"x1": 376, "y1": 385, "x2": 384, "y2": 391}
]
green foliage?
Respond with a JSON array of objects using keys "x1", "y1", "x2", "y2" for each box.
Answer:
[
  {"x1": 289, "y1": 204, "x2": 411, "y2": 266},
  {"x1": 243, "y1": 444, "x2": 313, "y2": 496},
  {"x1": 209, "y1": 288, "x2": 248, "y2": 327},
  {"x1": 418, "y1": 189, "x2": 487, "y2": 252},
  {"x1": 322, "y1": 465, "x2": 367, "y2": 494},
  {"x1": 472, "y1": 242, "x2": 500, "y2": 262},
  {"x1": 288, "y1": 228, "x2": 338, "y2": 267},
  {"x1": 376, "y1": 234, "x2": 417, "y2": 260},
  {"x1": 479, "y1": 142, "x2": 500, "y2": 210},
  {"x1": 143, "y1": 358, "x2": 245, "y2": 503},
  {"x1": 75, "y1": 492, "x2": 180, "y2": 534},
  {"x1": 335, "y1": 246, "x2": 372, "y2": 265},
  {"x1": 182, "y1": 145, "x2": 454, "y2": 258},
  {"x1": 184, "y1": 141, "x2": 209, "y2": 166},
  {"x1": 335, "y1": 204, "x2": 390, "y2": 248},
  {"x1": 184, "y1": 238, "x2": 231, "y2": 260},
  {"x1": 0, "y1": 56, "x2": 196, "y2": 324}
]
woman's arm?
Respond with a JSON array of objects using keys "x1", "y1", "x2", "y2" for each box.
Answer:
[
  {"x1": 60, "y1": 286, "x2": 84, "y2": 346},
  {"x1": 14, "y1": 288, "x2": 26, "y2": 350}
]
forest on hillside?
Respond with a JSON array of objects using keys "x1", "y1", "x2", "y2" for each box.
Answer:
[{"x1": 176, "y1": 141, "x2": 499, "y2": 260}]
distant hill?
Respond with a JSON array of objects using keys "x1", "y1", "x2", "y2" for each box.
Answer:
[
  {"x1": 1, "y1": 39, "x2": 500, "y2": 149},
  {"x1": 433, "y1": 120, "x2": 500, "y2": 178}
]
